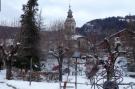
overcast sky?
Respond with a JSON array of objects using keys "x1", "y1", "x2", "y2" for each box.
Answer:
[{"x1": 0, "y1": 0, "x2": 135, "y2": 27}]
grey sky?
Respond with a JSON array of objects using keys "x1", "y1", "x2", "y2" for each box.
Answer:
[{"x1": 0, "y1": 0, "x2": 135, "y2": 27}]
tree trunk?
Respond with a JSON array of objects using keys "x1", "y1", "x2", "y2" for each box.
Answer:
[
  {"x1": 59, "y1": 55, "x2": 63, "y2": 82},
  {"x1": 6, "y1": 59, "x2": 12, "y2": 80},
  {"x1": 133, "y1": 48, "x2": 135, "y2": 62},
  {"x1": 0, "y1": 60, "x2": 2, "y2": 70},
  {"x1": 59, "y1": 63, "x2": 62, "y2": 81}
]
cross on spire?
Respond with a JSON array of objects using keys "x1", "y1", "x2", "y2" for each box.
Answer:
[
  {"x1": 69, "y1": 4, "x2": 71, "y2": 10},
  {"x1": 67, "y1": 0, "x2": 73, "y2": 18},
  {"x1": 68, "y1": 0, "x2": 71, "y2": 9}
]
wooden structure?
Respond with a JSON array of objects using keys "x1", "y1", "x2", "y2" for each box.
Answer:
[{"x1": 97, "y1": 29, "x2": 135, "y2": 63}]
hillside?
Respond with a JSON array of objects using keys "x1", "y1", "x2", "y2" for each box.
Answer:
[
  {"x1": 78, "y1": 15, "x2": 135, "y2": 40},
  {"x1": 1, "y1": 15, "x2": 135, "y2": 41}
]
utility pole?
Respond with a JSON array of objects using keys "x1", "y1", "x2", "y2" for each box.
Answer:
[
  {"x1": 72, "y1": 51, "x2": 80, "y2": 89},
  {"x1": 29, "y1": 57, "x2": 33, "y2": 86},
  {"x1": 75, "y1": 57, "x2": 77, "y2": 89}
]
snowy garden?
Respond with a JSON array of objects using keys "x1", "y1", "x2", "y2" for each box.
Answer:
[{"x1": 1, "y1": 0, "x2": 135, "y2": 89}]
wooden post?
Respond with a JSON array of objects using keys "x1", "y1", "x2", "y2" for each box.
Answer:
[
  {"x1": 63, "y1": 81, "x2": 67, "y2": 89},
  {"x1": 29, "y1": 57, "x2": 32, "y2": 85},
  {"x1": 75, "y1": 57, "x2": 77, "y2": 89}
]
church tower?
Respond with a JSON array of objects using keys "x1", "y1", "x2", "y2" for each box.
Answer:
[{"x1": 64, "y1": 5, "x2": 76, "y2": 37}]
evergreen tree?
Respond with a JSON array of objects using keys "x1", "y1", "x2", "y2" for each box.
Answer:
[{"x1": 17, "y1": 0, "x2": 40, "y2": 70}]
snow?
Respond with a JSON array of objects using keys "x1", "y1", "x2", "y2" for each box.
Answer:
[
  {"x1": 0, "y1": 83, "x2": 13, "y2": 89},
  {"x1": 71, "y1": 34, "x2": 84, "y2": 40},
  {"x1": 6, "y1": 81, "x2": 59, "y2": 89},
  {"x1": 0, "y1": 70, "x2": 59, "y2": 89},
  {"x1": 114, "y1": 57, "x2": 128, "y2": 76},
  {"x1": 0, "y1": 64, "x2": 135, "y2": 89}
]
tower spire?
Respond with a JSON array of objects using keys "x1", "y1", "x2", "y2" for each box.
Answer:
[
  {"x1": 64, "y1": 0, "x2": 76, "y2": 34},
  {"x1": 69, "y1": 4, "x2": 71, "y2": 10},
  {"x1": 69, "y1": 0, "x2": 71, "y2": 8},
  {"x1": 67, "y1": 2, "x2": 73, "y2": 18}
]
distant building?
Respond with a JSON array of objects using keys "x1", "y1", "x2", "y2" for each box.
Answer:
[
  {"x1": 64, "y1": 6, "x2": 88, "y2": 54},
  {"x1": 97, "y1": 29, "x2": 135, "y2": 63},
  {"x1": 64, "y1": 5, "x2": 76, "y2": 37}
]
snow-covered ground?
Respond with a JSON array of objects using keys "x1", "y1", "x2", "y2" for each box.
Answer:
[{"x1": 0, "y1": 70, "x2": 135, "y2": 89}]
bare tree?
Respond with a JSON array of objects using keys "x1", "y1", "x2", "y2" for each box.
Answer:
[
  {"x1": 48, "y1": 20, "x2": 65, "y2": 81},
  {"x1": 0, "y1": 43, "x2": 20, "y2": 80}
]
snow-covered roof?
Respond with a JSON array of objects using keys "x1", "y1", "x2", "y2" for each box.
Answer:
[
  {"x1": 109, "y1": 29, "x2": 126, "y2": 38},
  {"x1": 71, "y1": 34, "x2": 84, "y2": 40},
  {"x1": 109, "y1": 29, "x2": 135, "y2": 39},
  {"x1": 96, "y1": 29, "x2": 135, "y2": 47}
]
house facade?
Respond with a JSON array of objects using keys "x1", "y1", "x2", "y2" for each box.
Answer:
[{"x1": 97, "y1": 29, "x2": 135, "y2": 64}]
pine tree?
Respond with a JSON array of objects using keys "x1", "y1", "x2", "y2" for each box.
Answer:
[{"x1": 17, "y1": 0, "x2": 40, "y2": 71}]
